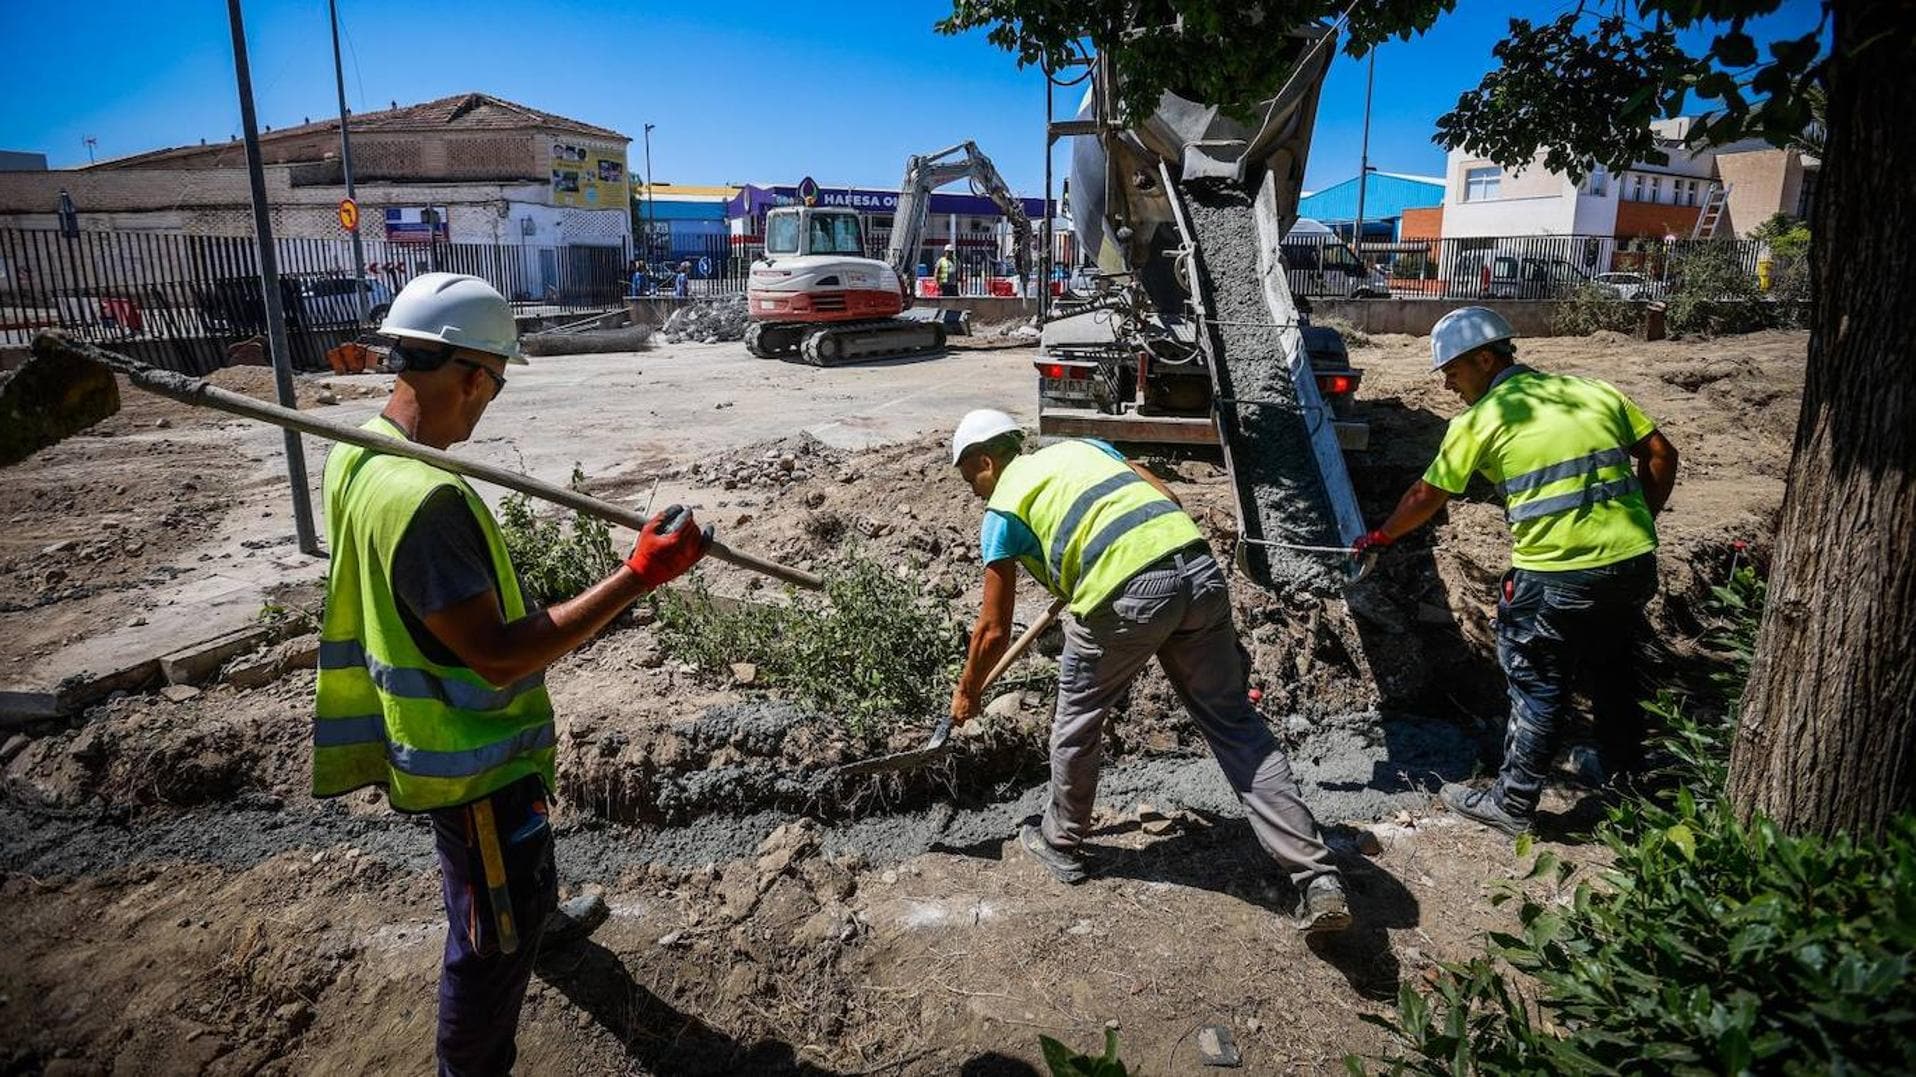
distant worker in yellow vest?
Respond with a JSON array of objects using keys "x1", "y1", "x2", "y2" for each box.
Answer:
[
  {"x1": 1353, "y1": 307, "x2": 1679, "y2": 836},
  {"x1": 935, "y1": 245, "x2": 960, "y2": 297},
  {"x1": 312, "y1": 273, "x2": 708, "y2": 1075},
  {"x1": 949, "y1": 411, "x2": 1351, "y2": 935}
]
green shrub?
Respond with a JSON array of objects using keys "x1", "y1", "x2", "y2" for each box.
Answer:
[
  {"x1": 1752, "y1": 213, "x2": 1813, "y2": 328},
  {"x1": 654, "y1": 553, "x2": 968, "y2": 742},
  {"x1": 1551, "y1": 284, "x2": 1642, "y2": 336},
  {"x1": 1359, "y1": 565, "x2": 1916, "y2": 1076},
  {"x1": 1667, "y1": 239, "x2": 1772, "y2": 336},
  {"x1": 497, "y1": 464, "x2": 619, "y2": 605},
  {"x1": 1040, "y1": 1029, "x2": 1131, "y2": 1076},
  {"x1": 1369, "y1": 797, "x2": 1916, "y2": 1074}
]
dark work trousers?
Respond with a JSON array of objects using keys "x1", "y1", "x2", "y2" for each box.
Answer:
[
  {"x1": 429, "y1": 774, "x2": 558, "y2": 1077},
  {"x1": 1491, "y1": 552, "x2": 1658, "y2": 816}
]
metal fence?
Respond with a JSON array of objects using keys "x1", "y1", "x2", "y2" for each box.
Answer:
[
  {"x1": 1277, "y1": 232, "x2": 1768, "y2": 301},
  {"x1": 623, "y1": 230, "x2": 1044, "y2": 302},
  {"x1": 0, "y1": 227, "x2": 635, "y2": 373}
]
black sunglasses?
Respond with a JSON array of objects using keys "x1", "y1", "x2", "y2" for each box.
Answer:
[{"x1": 455, "y1": 358, "x2": 507, "y2": 399}]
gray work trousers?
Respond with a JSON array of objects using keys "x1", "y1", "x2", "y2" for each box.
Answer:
[{"x1": 1042, "y1": 546, "x2": 1340, "y2": 887}]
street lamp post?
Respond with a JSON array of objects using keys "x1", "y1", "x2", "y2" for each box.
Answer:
[
  {"x1": 328, "y1": 0, "x2": 369, "y2": 323},
  {"x1": 643, "y1": 123, "x2": 656, "y2": 266},
  {"x1": 226, "y1": 0, "x2": 319, "y2": 556},
  {"x1": 1352, "y1": 50, "x2": 1375, "y2": 255}
]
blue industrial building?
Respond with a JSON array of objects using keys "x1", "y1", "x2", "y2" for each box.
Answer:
[{"x1": 1297, "y1": 171, "x2": 1444, "y2": 242}]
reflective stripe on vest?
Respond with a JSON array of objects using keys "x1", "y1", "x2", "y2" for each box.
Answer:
[
  {"x1": 313, "y1": 416, "x2": 557, "y2": 812},
  {"x1": 1501, "y1": 445, "x2": 1639, "y2": 523},
  {"x1": 318, "y1": 639, "x2": 546, "y2": 712},
  {"x1": 987, "y1": 440, "x2": 1203, "y2": 617},
  {"x1": 310, "y1": 714, "x2": 556, "y2": 780}
]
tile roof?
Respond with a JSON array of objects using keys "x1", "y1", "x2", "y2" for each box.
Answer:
[{"x1": 90, "y1": 93, "x2": 626, "y2": 170}]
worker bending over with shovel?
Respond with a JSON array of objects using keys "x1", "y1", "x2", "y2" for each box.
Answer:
[
  {"x1": 312, "y1": 273, "x2": 709, "y2": 1075},
  {"x1": 1354, "y1": 307, "x2": 1679, "y2": 836},
  {"x1": 948, "y1": 410, "x2": 1351, "y2": 934}
]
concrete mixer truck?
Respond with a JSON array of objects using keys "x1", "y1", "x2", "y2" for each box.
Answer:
[{"x1": 1033, "y1": 22, "x2": 1368, "y2": 593}]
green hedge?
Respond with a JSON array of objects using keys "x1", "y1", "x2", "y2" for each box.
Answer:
[{"x1": 1361, "y1": 568, "x2": 1916, "y2": 1075}]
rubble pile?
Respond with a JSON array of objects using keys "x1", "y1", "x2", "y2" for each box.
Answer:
[
  {"x1": 673, "y1": 433, "x2": 854, "y2": 491},
  {"x1": 661, "y1": 294, "x2": 751, "y2": 343}
]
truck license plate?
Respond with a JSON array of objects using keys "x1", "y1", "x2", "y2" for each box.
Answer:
[{"x1": 1041, "y1": 376, "x2": 1092, "y2": 402}]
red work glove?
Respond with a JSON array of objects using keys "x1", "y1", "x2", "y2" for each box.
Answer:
[
  {"x1": 1351, "y1": 528, "x2": 1393, "y2": 558},
  {"x1": 625, "y1": 505, "x2": 711, "y2": 589}
]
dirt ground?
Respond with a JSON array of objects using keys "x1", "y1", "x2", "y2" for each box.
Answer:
[{"x1": 0, "y1": 328, "x2": 1806, "y2": 1074}]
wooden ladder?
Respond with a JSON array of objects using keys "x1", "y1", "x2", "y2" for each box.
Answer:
[{"x1": 1691, "y1": 183, "x2": 1733, "y2": 239}]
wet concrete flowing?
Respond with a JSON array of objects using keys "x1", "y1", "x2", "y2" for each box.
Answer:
[{"x1": 1182, "y1": 182, "x2": 1343, "y2": 596}]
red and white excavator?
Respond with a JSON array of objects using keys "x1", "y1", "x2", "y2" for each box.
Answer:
[{"x1": 744, "y1": 142, "x2": 1033, "y2": 365}]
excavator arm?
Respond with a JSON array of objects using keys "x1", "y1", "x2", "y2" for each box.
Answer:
[{"x1": 885, "y1": 141, "x2": 1034, "y2": 285}]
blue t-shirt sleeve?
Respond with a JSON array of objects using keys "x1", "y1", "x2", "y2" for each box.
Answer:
[
  {"x1": 1082, "y1": 438, "x2": 1125, "y2": 461},
  {"x1": 979, "y1": 510, "x2": 1041, "y2": 565}
]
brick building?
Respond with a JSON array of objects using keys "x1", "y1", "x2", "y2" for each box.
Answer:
[{"x1": 0, "y1": 93, "x2": 631, "y2": 250}]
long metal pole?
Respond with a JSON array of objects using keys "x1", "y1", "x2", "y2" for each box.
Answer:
[
  {"x1": 1352, "y1": 51, "x2": 1375, "y2": 251},
  {"x1": 643, "y1": 124, "x2": 655, "y2": 263},
  {"x1": 329, "y1": 0, "x2": 368, "y2": 322},
  {"x1": 227, "y1": 0, "x2": 319, "y2": 556},
  {"x1": 1041, "y1": 64, "x2": 1053, "y2": 321}
]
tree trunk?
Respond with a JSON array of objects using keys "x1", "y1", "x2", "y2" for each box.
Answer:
[{"x1": 1727, "y1": 0, "x2": 1916, "y2": 838}]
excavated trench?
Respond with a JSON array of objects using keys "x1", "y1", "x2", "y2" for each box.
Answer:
[{"x1": 0, "y1": 690, "x2": 1479, "y2": 884}]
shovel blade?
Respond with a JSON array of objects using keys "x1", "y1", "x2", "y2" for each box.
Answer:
[{"x1": 834, "y1": 716, "x2": 953, "y2": 776}]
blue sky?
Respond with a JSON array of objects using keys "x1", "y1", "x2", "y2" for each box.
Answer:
[{"x1": 0, "y1": 0, "x2": 1826, "y2": 195}]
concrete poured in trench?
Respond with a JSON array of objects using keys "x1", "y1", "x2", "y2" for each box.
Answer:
[{"x1": 0, "y1": 699, "x2": 1477, "y2": 883}]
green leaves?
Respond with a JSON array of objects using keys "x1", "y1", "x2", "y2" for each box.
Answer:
[
  {"x1": 497, "y1": 464, "x2": 619, "y2": 605},
  {"x1": 1039, "y1": 1029, "x2": 1130, "y2": 1077},
  {"x1": 654, "y1": 552, "x2": 969, "y2": 743}
]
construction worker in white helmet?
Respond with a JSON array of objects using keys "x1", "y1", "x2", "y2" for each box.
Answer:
[
  {"x1": 1354, "y1": 306, "x2": 1680, "y2": 836},
  {"x1": 948, "y1": 411, "x2": 1352, "y2": 934},
  {"x1": 935, "y1": 245, "x2": 960, "y2": 297},
  {"x1": 311, "y1": 272, "x2": 710, "y2": 1073}
]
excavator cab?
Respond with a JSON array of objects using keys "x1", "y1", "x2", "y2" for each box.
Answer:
[{"x1": 764, "y1": 207, "x2": 865, "y2": 258}]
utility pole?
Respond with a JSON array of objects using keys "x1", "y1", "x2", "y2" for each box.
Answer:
[
  {"x1": 226, "y1": 0, "x2": 319, "y2": 556},
  {"x1": 1352, "y1": 50, "x2": 1375, "y2": 256},
  {"x1": 328, "y1": 0, "x2": 369, "y2": 322},
  {"x1": 643, "y1": 123, "x2": 656, "y2": 265},
  {"x1": 83, "y1": 136, "x2": 97, "y2": 164}
]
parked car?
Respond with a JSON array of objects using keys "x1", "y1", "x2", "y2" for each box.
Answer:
[
  {"x1": 300, "y1": 277, "x2": 392, "y2": 328},
  {"x1": 1281, "y1": 217, "x2": 1391, "y2": 298},
  {"x1": 1590, "y1": 271, "x2": 1669, "y2": 301},
  {"x1": 1449, "y1": 252, "x2": 1594, "y2": 299}
]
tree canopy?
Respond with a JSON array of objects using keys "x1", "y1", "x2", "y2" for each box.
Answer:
[{"x1": 937, "y1": 0, "x2": 1829, "y2": 177}]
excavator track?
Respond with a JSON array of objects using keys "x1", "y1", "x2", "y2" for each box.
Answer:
[
  {"x1": 795, "y1": 320, "x2": 946, "y2": 366},
  {"x1": 744, "y1": 321, "x2": 804, "y2": 360}
]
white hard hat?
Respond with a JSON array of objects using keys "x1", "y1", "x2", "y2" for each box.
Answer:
[
  {"x1": 951, "y1": 408, "x2": 1022, "y2": 466},
  {"x1": 380, "y1": 272, "x2": 524, "y2": 364},
  {"x1": 1430, "y1": 306, "x2": 1516, "y2": 371}
]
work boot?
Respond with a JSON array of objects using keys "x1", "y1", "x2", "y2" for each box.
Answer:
[
  {"x1": 1019, "y1": 823, "x2": 1089, "y2": 885},
  {"x1": 1440, "y1": 782, "x2": 1532, "y2": 837},
  {"x1": 541, "y1": 892, "x2": 609, "y2": 948},
  {"x1": 1296, "y1": 874, "x2": 1352, "y2": 936}
]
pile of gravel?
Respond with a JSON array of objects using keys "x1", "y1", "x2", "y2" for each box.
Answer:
[{"x1": 662, "y1": 294, "x2": 750, "y2": 343}]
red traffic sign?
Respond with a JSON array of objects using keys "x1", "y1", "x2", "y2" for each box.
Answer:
[{"x1": 338, "y1": 198, "x2": 360, "y2": 233}]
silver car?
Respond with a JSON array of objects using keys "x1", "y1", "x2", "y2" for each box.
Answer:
[
  {"x1": 300, "y1": 277, "x2": 392, "y2": 328},
  {"x1": 1591, "y1": 271, "x2": 1669, "y2": 301}
]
